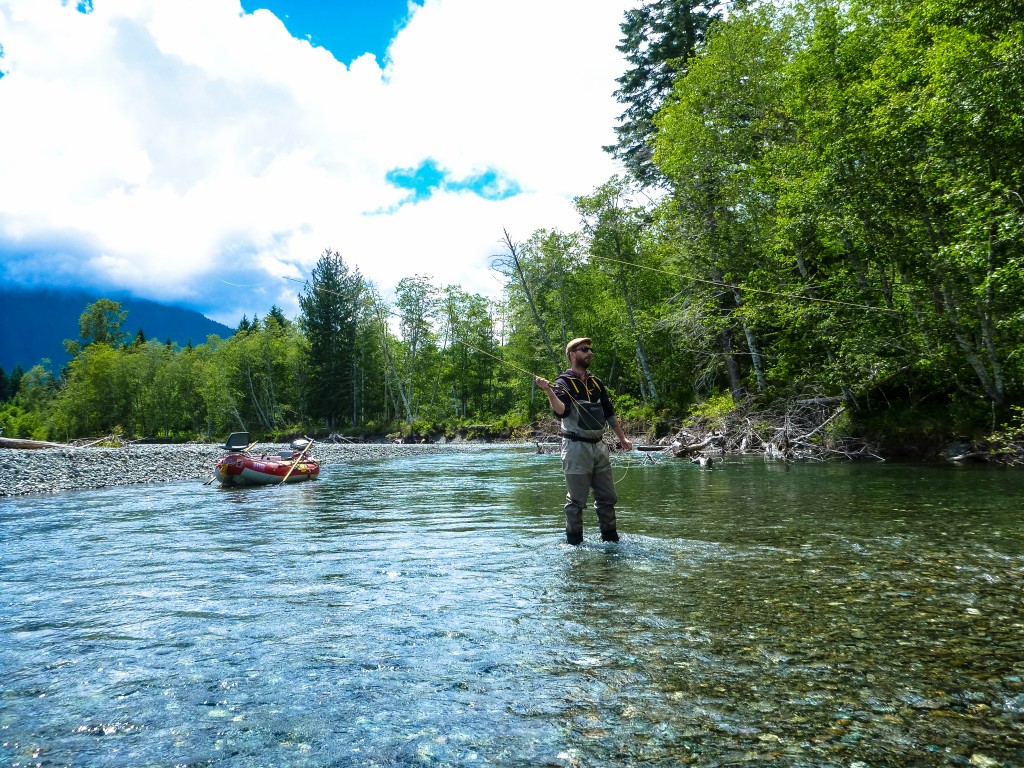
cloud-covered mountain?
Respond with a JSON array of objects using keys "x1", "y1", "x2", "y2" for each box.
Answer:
[{"x1": 0, "y1": 289, "x2": 234, "y2": 373}]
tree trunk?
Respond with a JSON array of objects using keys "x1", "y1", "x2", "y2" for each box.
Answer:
[
  {"x1": 742, "y1": 321, "x2": 767, "y2": 392},
  {"x1": 242, "y1": 360, "x2": 272, "y2": 431},
  {"x1": 375, "y1": 305, "x2": 413, "y2": 422},
  {"x1": 718, "y1": 329, "x2": 744, "y2": 401},
  {"x1": 972, "y1": 239, "x2": 1005, "y2": 405},
  {"x1": 616, "y1": 256, "x2": 657, "y2": 400},
  {"x1": 351, "y1": 357, "x2": 358, "y2": 427},
  {"x1": 501, "y1": 229, "x2": 561, "y2": 370},
  {"x1": 842, "y1": 234, "x2": 871, "y2": 295},
  {"x1": 730, "y1": 287, "x2": 766, "y2": 392},
  {"x1": 941, "y1": 280, "x2": 1002, "y2": 405}
]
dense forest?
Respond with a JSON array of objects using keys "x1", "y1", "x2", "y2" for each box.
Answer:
[{"x1": 2, "y1": 0, "x2": 1022, "y2": 454}]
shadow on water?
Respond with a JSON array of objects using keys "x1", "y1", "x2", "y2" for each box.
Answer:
[{"x1": 2, "y1": 448, "x2": 1023, "y2": 766}]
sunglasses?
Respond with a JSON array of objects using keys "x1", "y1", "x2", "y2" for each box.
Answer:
[{"x1": 576, "y1": 346, "x2": 593, "y2": 353}]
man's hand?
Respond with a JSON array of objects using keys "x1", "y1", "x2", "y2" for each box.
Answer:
[
  {"x1": 618, "y1": 437, "x2": 633, "y2": 451},
  {"x1": 534, "y1": 376, "x2": 552, "y2": 392}
]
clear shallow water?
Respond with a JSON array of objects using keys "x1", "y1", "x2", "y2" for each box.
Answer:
[{"x1": 2, "y1": 448, "x2": 1023, "y2": 767}]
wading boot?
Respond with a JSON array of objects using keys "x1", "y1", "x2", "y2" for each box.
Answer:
[
  {"x1": 566, "y1": 530, "x2": 584, "y2": 546},
  {"x1": 600, "y1": 527, "x2": 619, "y2": 542}
]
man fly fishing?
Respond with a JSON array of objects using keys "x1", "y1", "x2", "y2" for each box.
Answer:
[{"x1": 535, "y1": 337, "x2": 633, "y2": 545}]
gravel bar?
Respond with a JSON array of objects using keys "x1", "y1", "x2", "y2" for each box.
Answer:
[{"x1": 1, "y1": 441, "x2": 524, "y2": 498}]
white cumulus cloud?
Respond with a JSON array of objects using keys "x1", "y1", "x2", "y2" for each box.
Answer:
[{"x1": 0, "y1": 0, "x2": 633, "y2": 325}]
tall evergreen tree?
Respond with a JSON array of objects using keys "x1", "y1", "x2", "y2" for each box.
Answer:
[
  {"x1": 606, "y1": 0, "x2": 724, "y2": 186},
  {"x1": 299, "y1": 249, "x2": 363, "y2": 429},
  {"x1": 266, "y1": 305, "x2": 289, "y2": 327},
  {"x1": 8, "y1": 364, "x2": 24, "y2": 400}
]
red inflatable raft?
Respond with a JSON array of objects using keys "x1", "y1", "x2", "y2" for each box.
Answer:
[{"x1": 215, "y1": 433, "x2": 320, "y2": 486}]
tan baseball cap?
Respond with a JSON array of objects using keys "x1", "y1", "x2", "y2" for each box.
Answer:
[{"x1": 566, "y1": 337, "x2": 592, "y2": 357}]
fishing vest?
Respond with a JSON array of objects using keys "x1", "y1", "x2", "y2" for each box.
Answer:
[{"x1": 555, "y1": 372, "x2": 610, "y2": 440}]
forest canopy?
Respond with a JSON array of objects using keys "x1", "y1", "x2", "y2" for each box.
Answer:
[{"x1": 2, "y1": 0, "x2": 1022, "y2": 451}]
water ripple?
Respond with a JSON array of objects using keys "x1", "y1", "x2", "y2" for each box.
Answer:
[{"x1": 2, "y1": 451, "x2": 1024, "y2": 766}]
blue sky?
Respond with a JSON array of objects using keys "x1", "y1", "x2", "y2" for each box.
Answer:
[
  {"x1": 0, "y1": 0, "x2": 634, "y2": 326},
  {"x1": 240, "y1": 1, "x2": 417, "y2": 66}
]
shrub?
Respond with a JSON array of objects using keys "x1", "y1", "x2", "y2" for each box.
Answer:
[{"x1": 687, "y1": 391, "x2": 737, "y2": 429}]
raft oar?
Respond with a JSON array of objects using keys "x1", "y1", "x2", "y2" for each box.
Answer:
[{"x1": 278, "y1": 437, "x2": 314, "y2": 486}]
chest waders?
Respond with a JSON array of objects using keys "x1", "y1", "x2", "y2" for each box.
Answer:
[{"x1": 557, "y1": 376, "x2": 619, "y2": 544}]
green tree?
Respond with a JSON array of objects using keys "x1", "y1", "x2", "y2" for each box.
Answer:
[
  {"x1": 64, "y1": 298, "x2": 129, "y2": 357},
  {"x1": 393, "y1": 275, "x2": 439, "y2": 423},
  {"x1": 51, "y1": 344, "x2": 121, "y2": 436},
  {"x1": 8, "y1": 364, "x2": 24, "y2": 400},
  {"x1": 299, "y1": 250, "x2": 364, "y2": 429},
  {"x1": 654, "y1": 5, "x2": 797, "y2": 400},
  {"x1": 576, "y1": 176, "x2": 665, "y2": 401},
  {"x1": 607, "y1": 0, "x2": 724, "y2": 185},
  {"x1": 438, "y1": 286, "x2": 500, "y2": 419},
  {"x1": 855, "y1": 0, "x2": 1023, "y2": 409},
  {"x1": 267, "y1": 305, "x2": 289, "y2": 327},
  {"x1": 194, "y1": 335, "x2": 245, "y2": 436},
  {"x1": 15, "y1": 363, "x2": 57, "y2": 411},
  {"x1": 222, "y1": 316, "x2": 302, "y2": 433},
  {"x1": 350, "y1": 291, "x2": 390, "y2": 429},
  {"x1": 492, "y1": 229, "x2": 562, "y2": 370},
  {"x1": 646, "y1": 0, "x2": 1023, "y2": 425}
]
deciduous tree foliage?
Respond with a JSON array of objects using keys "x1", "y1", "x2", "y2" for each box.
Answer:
[
  {"x1": 651, "y1": 0, "x2": 1023, "y2": 423},
  {"x1": 63, "y1": 298, "x2": 129, "y2": 357}
]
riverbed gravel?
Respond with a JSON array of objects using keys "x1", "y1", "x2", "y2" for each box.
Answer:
[{"x1": 0, "y1": 441, "x2": 517, "y2": 497}]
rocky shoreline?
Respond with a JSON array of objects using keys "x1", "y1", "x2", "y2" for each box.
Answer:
[{"x1": 0, "y1": 441, "x2": 519, "y2": 498}]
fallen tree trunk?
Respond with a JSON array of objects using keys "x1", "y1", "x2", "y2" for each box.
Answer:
[
  {"x1": 0, "y1": 436, "x2": 67, "y2": 450},
  {"x1": 671, "y1": 434, "x2": 721, "y2": 457}
]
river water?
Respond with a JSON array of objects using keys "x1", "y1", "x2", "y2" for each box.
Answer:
[{"x1": 2, "y1": 447, "x2": 1023, "y2": 767}]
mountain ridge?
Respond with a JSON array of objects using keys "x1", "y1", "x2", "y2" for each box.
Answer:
[{"x1": 0, "y1": 288, "x2": 235, "y2": 373}]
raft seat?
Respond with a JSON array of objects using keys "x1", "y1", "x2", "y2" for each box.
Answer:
[{"x1": 222, "y1": 432, "x2": 250, "y2": 452}]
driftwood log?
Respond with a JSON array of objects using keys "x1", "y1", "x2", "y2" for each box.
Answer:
[
  {"x1": 670, "y1": 434, "x2": 722, "y2": 458},
  {"x1": 0, "y1": 436, "x2": 67, "y2": 450},
  {"x1": 655, "y1": 396, "x2": 882, "y2": 462}
]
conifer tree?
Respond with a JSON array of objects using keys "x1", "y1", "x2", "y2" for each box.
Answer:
[
  {"x1": 299, "y1": 249, "x2": 363, "y2": 429},
  {"x1": 606, "y1": 0, "x2": 723, "y2": 186}
]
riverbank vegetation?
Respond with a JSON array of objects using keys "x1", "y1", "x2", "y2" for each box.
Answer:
[{"x1": 2, "y1": 0, "x2": 1022, "y2": 460}]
